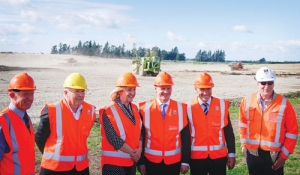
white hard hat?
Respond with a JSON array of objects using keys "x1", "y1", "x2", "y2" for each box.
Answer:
[{"x1": 254, "y1": 67, "x2": 276, "y2": 82}]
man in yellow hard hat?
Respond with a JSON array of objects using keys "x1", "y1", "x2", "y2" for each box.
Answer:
[
  {"x1": 0, "y1": 73, "x2": 36, "y2": 174},
  {"x1": 35, "y1": 73, "x2": 96, "y2": 175},
  {"x1": 138, "y1": 72, "x2": 190, "y2": 175}
]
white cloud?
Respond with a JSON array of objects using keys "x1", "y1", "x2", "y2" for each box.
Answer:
[
  {"x1": 0, "y1": 23, "x2": 46, "y2": 35},
  {"x1": 21, "y1": 10, "x2": 39, "y2": 22},
  {"x1": 197, "y1": 42, "x2": 206, "y2": 49},
  {"x1": 232, "y1": 25, "x2": 253, "y2": 33},
  {"x1": 123, "y1": 33, "x2": 138, "y2": 43},
  {"x1": 0, "y1": 0, "x2": 30, "y2": 6},
  {"x1": 167, "y1": 31, "x2": 187, "y2": 42}
]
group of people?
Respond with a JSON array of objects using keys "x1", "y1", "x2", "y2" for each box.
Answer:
[{"x1": 0, "y1": 66, "x2": 298, "y2": 175}]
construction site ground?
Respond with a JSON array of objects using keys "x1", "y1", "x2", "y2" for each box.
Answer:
[{"x1": 0, "y1": 53, "x2": 299, "y2": 174}]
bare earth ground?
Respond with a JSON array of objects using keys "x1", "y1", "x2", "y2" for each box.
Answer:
[{"x1": 1, "y1": 53, "x2": 300, "y2": 174}]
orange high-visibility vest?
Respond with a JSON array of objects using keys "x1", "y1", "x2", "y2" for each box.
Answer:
[
  {"x1": 239, "y1": 92, "x2": 298, "y2": 159},
  {"x1": 187, "y1": 97, "x2": 229, "y2": 159},
  {"x1": 139, "y1": 99, "x2": 188, "y2": 165},
  {"x1": 41, "y1": 100, "x2": 96, "y2": 171},
  {"x1": 100, "y1": 101, "x2": 141, "y2": 167},
  {"x1": 0, "y1": 108, "x2": 35, "y2": 175}
]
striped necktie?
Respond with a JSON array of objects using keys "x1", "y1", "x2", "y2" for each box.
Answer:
[
  {"x1": 203, "y1": 103, "x2": 208, "y2": 115},
  {"x1": 161, "y1": 104, "x2": 167, "y2": 119}
]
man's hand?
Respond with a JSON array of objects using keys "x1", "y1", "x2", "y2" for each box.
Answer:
[
  {"x1": 227, "y1": 157, "x2": 236, "y2": 170},
  {"x1": 130, "y1": 149, "x2": 141, "y2": 163},
  {"x1": 272, "y1": 155, "x2": 286, "y2": 170},
  {"x1": 180, "y1": 165, "x2": 189, "y2": 174},
  {"x1": 242, "y1": 146, "x2": 247, "y2": 158},
  {"x1": 138, "y1": 165, "x2": 146, "y2": 175}
]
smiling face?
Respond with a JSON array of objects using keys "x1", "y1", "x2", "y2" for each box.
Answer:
[
  {"x1": 10, "y1": 90, "x2": 35, "y2": 112},
  {"x1": 195, "y1": 87, "x2": 212, "y2": 102},
  {"x1": 155, "y1": 85, "x2": 172, "y2": 103},
  {"x1": 64, "y1": 88, "x2": 85, "y2": 109},
  {"x1": 257, "y1": 81, "x2": 274, "y2": 100},
  {"x1": 119, "y1": 87, "x2": 136, "y2": 104}
]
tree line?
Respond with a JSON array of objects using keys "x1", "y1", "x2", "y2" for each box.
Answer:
[{"x1": 50, "y1": 40, "x2": 226, "y2": 62}]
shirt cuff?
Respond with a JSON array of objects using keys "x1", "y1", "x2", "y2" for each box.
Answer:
[
  {"x1": 181, "y1": 163, "x2": 189, "y2": 166},
  {"x1": 228, "y1": 153, "x2": 235, "y2": 158}
]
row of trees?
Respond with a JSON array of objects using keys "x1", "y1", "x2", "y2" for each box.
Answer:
[
  {"x1": 195, "y1": 50, "x2": 226, "y2": 62},
  {"x1": 50, "y1": 40, "x2": 226, "y2": 62}
]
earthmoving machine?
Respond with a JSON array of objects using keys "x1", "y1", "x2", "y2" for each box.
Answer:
[
  {"x1": 228, "y1": 62, "x2": 244, "y2": 71},
  {"x1": 132, "y1": 56, "x2": 161, "y2": 76}
]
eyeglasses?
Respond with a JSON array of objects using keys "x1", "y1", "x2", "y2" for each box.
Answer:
[
  {"x1": 68, "y1": 89, "x2": 86, "y2": 95},
  {"x1": 260, "y1": 82, "x2": 274, "y2": 86}
]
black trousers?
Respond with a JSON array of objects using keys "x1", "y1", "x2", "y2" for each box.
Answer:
[
  {"x1": 39, "y1": 166, "x2": 89, "y2": 175},
  {"x1": 190, "y1": 156, "x2": 227, "y2": 175},
  {"x1": 145, "y1": 158, "x2": 181, "y2": 175},
  {"x1": 247, "y1": 149, "x2": 284, "y2": 175}
]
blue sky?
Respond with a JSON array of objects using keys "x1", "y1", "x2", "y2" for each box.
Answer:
[{"x1": 0, "y1": 0, "x2": 299, "y2": 61}]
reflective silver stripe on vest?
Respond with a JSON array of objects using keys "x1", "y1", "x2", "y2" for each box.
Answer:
[
  {"x1": 77, "y1": 153, "x2": 88, "y2": 161},
  {"x1": 109, "y1": 105, "x2": 126, "y2": 140},
  {"x1": 281, "y1": 146, "x2": 290, "y2": 157},
  {"x1": 3, "y1": 114, "x2": 21, "y2": 175},
  {"x1": 219, "y1": 99, "x2": 225, "y2": 144},
  {"x1": 286, "y1": 133, "x2": 298, "y2": 140},
  {"x1": 274, "y1": 97, "x2": 287, "y2": 143},
  {"x1": 145, "y1": 101, "x2": 151, "y2": 149},
  {"x1": 245, "y1": 139, "x2": 259, "y2": 145},
  {"x1": 165, "y1": 148, "x2": 181, "y2": 156},
  {"x1": 210, "y1": 143, "x2": 226, "y2": 151},
  {"x1": 246, "y1": 93, "x2": 253, "y2": 141},
  {"x1": 191, "y1": 145, "x2": 208, "y2": 151},
  {"x1": 261, "y1": 140, "x2": 282, "y2": 148},
  {"x1": 187, "y1": 100, "x2": 196, "y2": 148},
  {"x1": 43, "y1": 152, "x2": 75, "y2": 161},
  {"x1": 176, "y1": 102, "x2": 183, "y2": 148},
  {"x1": 240, "y1": 139, "x2": 246, "y2": 144},
  {"x1": 91, "y1": 105, "x2": 95, "y2": 120},
  {"x1": 144, "y1": 148, "x2": 162, "y2": 156},
  {"x1": 54, "y1": 101, "x2": 62, "y2": 155},
  {"x1": 238, "y1": 122, "x2": 247, "y2": 128},
  {"x1": 102, "y1": 150, "x2": 131, "y2": 158}
]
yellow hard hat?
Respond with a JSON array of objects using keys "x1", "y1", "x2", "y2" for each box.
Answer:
[{"x1": 63, "y1": 73, "x2": 87, "y2": 89}]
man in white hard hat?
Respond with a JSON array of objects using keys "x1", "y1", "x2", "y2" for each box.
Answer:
[
  {"x1": 35, "y1": 73, "x2": 96, "y2": 175},
  {"x1": 239, "y1": 67, "x2": 298, "y2": 175}
]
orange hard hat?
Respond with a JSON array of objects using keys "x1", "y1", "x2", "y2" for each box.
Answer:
[
  {"x1": 8, "y1": 73, "x2": 36, "y2": 92},
  {"x1": 116, "y1": 72, "x2": 139, "y2": 87},
  {"x1": 194, "y1": 72, "x2": 214, "y2": 88},
  {"x1": 154, "y1": 72, "x2": 174, "y2": 86}
]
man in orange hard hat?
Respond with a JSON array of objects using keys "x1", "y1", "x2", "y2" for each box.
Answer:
[
  {"x1": 0, "y1": 73, "x2": 36, "y2": 174},
  {"x1": 187, "y1": 72, "x2": 235, "y2": 175},
  {"x1": 138, "y1": 72, "x2": 190, "y2": 175},
  {"x1": 239, "y1": 67, "x2": 298, "y2": 175},
  {"x1": 35, "y1": 73, "x2": 96, "y2": 175}
]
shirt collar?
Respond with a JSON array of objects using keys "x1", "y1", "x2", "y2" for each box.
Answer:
[
  {"x1": 198, "y1": 96, "x2": 212, "y2": 106},
  {"x1": 156, "y1": 98, "x2": 170, "y2": 106},
  {"x1": 9, "y1": 103, "x2": 25, "y2": 119}
]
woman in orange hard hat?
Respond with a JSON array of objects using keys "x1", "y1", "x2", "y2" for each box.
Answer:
[
  {"x1": 100, "y1": 72, "x2": 142, "y2": 175},
  {"x1": 138, "y1": 72, "x2": 190, "y2": 175}
]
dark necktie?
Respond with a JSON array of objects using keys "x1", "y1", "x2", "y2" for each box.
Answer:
[
  {"x1": 23, "y1": 113, "x2": 31, "y2": 133},
  {"x1": 161, "y1": 104, "x2": 167, "y2": 119},
  {"x1": 203, "y1": 103, "x2": 208, "y2": 115}
]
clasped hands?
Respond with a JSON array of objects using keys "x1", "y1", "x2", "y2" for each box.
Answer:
[{"x1": 130, "y1": 148, "x2": 142, "y2": 163}]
